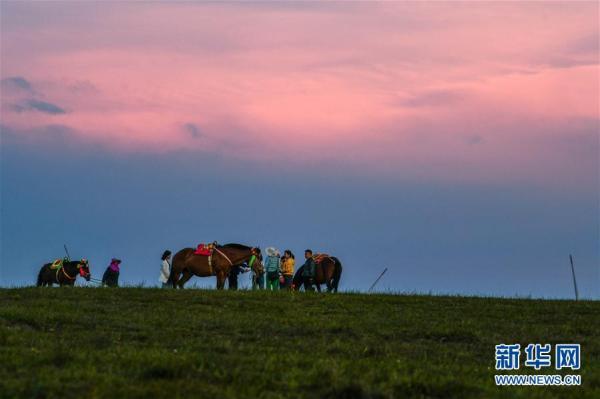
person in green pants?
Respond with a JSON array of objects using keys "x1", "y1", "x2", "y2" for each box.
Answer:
[{"x1": 264, "y1": 247, "x2": 281, "y2": 290}]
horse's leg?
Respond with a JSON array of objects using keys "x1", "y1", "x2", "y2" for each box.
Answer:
[
  {"x1": 177, "y1": 269, "x2": 193, "y2": 289},
  {"x1": 39, "y1": 266, "x2": 53, "y2": 287},
  {"x1": 315, "y1": 264, "x2": 324, "y2": 293},
  {"x1": 216, "y1": 271, "x2": 226, "y2": 290},
  {"x1": 324, "y1": 266, "x2": 332, "y2": 292},
  {"x1": 170, "y1": 266, "x2": 182, "y2": 288},
  {"x1": 325, "y1": 264, "x2": 334, "y2": 292}
]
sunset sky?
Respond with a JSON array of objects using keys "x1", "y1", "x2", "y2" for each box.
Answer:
[{"x1": 1, "y1": 2, "x2": 598, "y2": 297}]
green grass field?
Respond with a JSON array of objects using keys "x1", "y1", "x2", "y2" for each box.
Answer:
[{"x1": 0, "y1": 288, "x2": 598, "y2": 398}]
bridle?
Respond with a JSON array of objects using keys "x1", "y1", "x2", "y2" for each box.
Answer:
[{"x1": 57, "y1": 260, "x2": 88, "y2": 282}]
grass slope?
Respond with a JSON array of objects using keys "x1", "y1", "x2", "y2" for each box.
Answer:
[{"x1": 0, "y1": 288, "x2": 598, "y2": 398}]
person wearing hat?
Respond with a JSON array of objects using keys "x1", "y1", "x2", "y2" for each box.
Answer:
[
  {"x1": 264, "y1": 247, "x2": 281, "y2": 291},
  {"x1": 158, "y1": 250, "x2": 172, "y2": 288},
  {"x1": 102, "y1": 258, "x2": 122, "y2": 287}
]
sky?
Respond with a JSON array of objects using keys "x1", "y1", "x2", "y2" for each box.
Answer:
[{"x1": 0, "y1": 1, "x2": 598, "y2": 298}]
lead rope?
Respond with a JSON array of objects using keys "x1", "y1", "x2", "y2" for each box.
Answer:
[
  {"x1": 213, "y1": 247, "x2": 234, "y2": 266},
  {"x1": 56, "y1": 262, "x2": 77, "y2": 284}
]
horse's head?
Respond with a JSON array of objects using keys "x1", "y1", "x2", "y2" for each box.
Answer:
[{"x1": 78, "y1": 259, "x2": 91, "y2": 281}]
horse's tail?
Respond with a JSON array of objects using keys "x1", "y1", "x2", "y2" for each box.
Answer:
[
  {"x1": 168, "y1": 249, "x2": 189, "y2": 288},
  {"x1": 331, "y1": 257, "x2": 342, "y2": 293},
  {"x1": 167, "y1": 261, "x2": 178, "y2": 287},
  {"x1": 37, "y1": 265, "x2": 46, "y2": 286}
]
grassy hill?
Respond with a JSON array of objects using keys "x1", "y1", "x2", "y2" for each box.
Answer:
[{"x1": 0, "y1": 288, "x2": 598, "y2": 398}]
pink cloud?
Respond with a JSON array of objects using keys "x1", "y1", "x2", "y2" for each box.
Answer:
[{"x1": 1, "y1": 1, "x2": 597, "y2": 186}]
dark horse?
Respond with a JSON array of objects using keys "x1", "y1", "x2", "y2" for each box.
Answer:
[
  {"x1": 169, "y1": 243, "x2": 263, "y2": 289},
  {"x1": 37, "y1": 259, "x2": 91, "y2": 287},
  {"x1": 293, "y1": 255, "x2": 342, "y2": 293}
]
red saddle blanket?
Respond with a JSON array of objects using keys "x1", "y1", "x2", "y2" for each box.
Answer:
[{"x1": 194, "y1": 243, "x2": 213, "y2": 256}]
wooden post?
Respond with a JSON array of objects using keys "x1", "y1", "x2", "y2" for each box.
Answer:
[
  {"x1": 569, "y1": 254, "x2": 579, "y2": 301},
  {"x1": 368, "y1": 268, "x2": 388, "y2": 293}
]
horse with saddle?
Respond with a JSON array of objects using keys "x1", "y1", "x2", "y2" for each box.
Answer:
[
  {"x1": 37, "y1": 258, "x2": 92, "y2": 287},
  {"x1": 293, "y1": 253, "x2": 342, "y2": 293},
  {"x1": 169, "y1": 242, "x2": 263, "y2": 289}
]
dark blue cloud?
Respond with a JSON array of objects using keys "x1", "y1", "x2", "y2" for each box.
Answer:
[
  {"x1": 1, "y1": 76, "x2": 66, "y2": 114},
  {"x1": 25, "y1": 99, "x2": 66, "y2": 114},
  {"x1": 1, "y1": 76, "x2": 33, "y2": 92}
]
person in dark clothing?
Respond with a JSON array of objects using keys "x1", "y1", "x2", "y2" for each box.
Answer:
[
  {"x1": 227, "y1": 265, "x2": 238, "y2": 290},
  {"x1": 228, "y1": 264, "x2": 241, "y2": 290},
  {"x1": 228, "y1": 261, "x2": 251, "y2": 290},
  {"x1": 102, "y1": 258, "x2": 121, "y2": 287},
  {"x1": 301, "y1": 249, "x2": 316, "y2": 292}
]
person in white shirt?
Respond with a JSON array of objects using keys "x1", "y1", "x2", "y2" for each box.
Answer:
[{"x1": 159, "y1": 250, "x2": 172, "y2": 288}]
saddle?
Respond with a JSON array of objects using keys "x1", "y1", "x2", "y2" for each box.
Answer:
[
  {"x1": 312, "y1": 254, "x2": 331, "y2": 264},
  {"x1": 50, "y1": 258, "x2": 66, "y2": 270},
  {"x1": 194, "y1": 243, "x2": 214, "y2": 256}
]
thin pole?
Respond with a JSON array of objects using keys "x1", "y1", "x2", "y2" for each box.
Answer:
[
  {"x1": 64, "y1": 244, "x2": 72, "y2": 261},
  {"x1": 569, "y1": 254, "x2": 579, "y2": 301},
  {"x1": 368, "y1": 267, "x2": 388, "y2": 293}
]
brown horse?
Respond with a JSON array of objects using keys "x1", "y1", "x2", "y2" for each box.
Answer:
[
  {"x1": 169, "y1": 243, "x2": 262, "y2": 289},
  {"x1": 293, "y1": 255, "x2": 342, "y2": 292}
]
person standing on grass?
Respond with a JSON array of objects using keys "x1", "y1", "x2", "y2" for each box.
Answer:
[
  {"x1": 252, "y1": 250, "x2": 264, "y2": 290},
  {"x1": 228, "y1": 262, "x2": 248, "y2": 290},
  {"x1": 158, "y1": 250, "x2": 171, "y2": 288},
  {"x1": 300, "y1": 249, "x2": 316, "y2": 292},
  {"x1": 264, "y1": 247, "x2": 281, "y2": 290},
  {"x1": 280, "y1": 249, "x2": 295, "y2": 290},
  {"x1": 102, "y1": 258, "x2": 121, "y2": 287}
]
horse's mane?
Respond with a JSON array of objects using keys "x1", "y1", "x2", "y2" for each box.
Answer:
[{"x1": 221, "y1": 243, "x2": 252, "y2": 250}]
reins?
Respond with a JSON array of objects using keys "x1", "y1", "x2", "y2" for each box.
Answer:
[
  {"x1": 213, "y1": 247, "x2": 234, "y2": 266},
  {"x1": 56, "y1": 261, "x2": 86, "y2": 283},
  {"x1": 214, "y1": 247, "x2": 260, "y2": 271},
  {"x1": 61, "y1": 266, "x2": 76, "y2": 280}
]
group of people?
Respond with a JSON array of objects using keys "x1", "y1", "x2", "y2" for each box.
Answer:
[
  {"x1": 254, "y1": 248, "x2": 318, "y2": 291},
  {"x1": 157, "y1": 247, "x2": 319, "y2": 291},
  {"x1": 95, "y1": 246, "x2": 320, "y2": 291}
]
